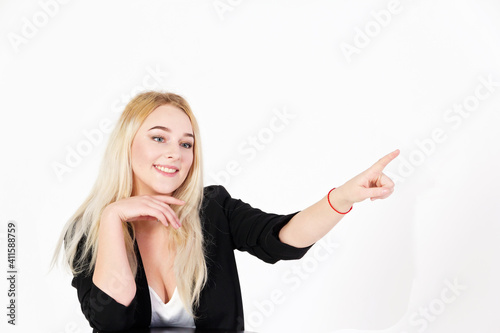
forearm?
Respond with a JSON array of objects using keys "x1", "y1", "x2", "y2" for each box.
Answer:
[
  {"x1": 92, "y1": 211, "x2": 137, "y2": 307},
  {"x1": 279, "y1": 187, "x2": 352, "y2": 248}
]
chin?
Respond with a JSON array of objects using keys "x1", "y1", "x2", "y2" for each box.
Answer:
[{"x1": 155, "y1": 185, "x2": 179, "y2": 196}]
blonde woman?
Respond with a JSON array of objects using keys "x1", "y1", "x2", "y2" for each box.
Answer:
[{"x1": 53, "y1": 91, "x2": 399, "y2": 332}]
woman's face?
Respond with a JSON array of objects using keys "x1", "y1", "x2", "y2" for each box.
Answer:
[{"x1": 131, "y1": 104, "x2": 194, "y2": 197}]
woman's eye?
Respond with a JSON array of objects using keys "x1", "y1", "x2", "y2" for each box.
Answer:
[{"x1": 152, "y1": 136, "x2": 191, "y2": 148}]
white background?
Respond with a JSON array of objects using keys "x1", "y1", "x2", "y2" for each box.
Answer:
[{"x1": 1, "y1": 0, "x2": 499, "y2": 332}]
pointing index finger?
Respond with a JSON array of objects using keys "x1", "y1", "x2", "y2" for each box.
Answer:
[{"x1": 372, "y1": 149, "x2": 400, "y2": 172}]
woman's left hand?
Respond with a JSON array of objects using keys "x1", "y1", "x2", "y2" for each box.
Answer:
[{"x1": 335, "y1": 149, "x2": 400, "y2": 206}]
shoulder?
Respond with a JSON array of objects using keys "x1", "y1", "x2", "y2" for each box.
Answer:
[
  {"x1": 202, "y1": 185, "x2": 232, "y2": 209},
  {"x1": 203, "y1": 184, "x2": 230, "y2": 199}
]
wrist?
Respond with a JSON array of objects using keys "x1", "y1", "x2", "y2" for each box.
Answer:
[
  {"x1": 100, "y1": 206, "x2": 123, "y2": 227},
  {"x1": 327, "y1": 187, "x2": 353, "y2": 214}
]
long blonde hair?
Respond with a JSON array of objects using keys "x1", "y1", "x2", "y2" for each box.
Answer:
[{"x1": 52, "y1": 91, "x2": 207, "y2": 316}]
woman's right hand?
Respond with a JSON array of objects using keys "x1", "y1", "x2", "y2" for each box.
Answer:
[{"x1": 102, "y1": 195, "x2": 186, "y2": 229}]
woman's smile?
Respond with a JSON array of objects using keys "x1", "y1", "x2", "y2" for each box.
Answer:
[{"x1": 154, "y1": 164, "x2": 179, "y2": 177}]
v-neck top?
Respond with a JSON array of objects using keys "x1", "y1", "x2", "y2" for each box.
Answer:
[{"x1": 148, "y1": 286, "x2": 195, "y2": 328}]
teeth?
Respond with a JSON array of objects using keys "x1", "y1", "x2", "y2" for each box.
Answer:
[{"x1": 155, "y1": 165, "x2": 177, "y2": 173}]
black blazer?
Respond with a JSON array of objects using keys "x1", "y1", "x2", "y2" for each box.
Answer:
[{"x1": 71, "y1": 185, "x2": 313, "y2": 332}]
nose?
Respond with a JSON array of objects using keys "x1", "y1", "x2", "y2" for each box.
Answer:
[{"x1": 164, "y1": 143, "x2": 180, "y2": 160}]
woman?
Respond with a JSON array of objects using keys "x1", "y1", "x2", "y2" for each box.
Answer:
[{"x1": 53, "y1": 91, "x2": 399, "y2": 332}]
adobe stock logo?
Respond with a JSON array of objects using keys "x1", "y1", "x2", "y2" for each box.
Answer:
[
  {"x1": 212, "y1": 0, "x2": 243, "y2": 21},
  {"x1": 7, "y1": 0, "x2": 73, "y2": 53},
  {"x1": 340, "y1": 0, "x2": 403, "y2": 63},
  {"x1": 387, "y1": 74, "x2": 499, "y2": 184},
  {"x1": 209, "y1": 106, "x2": 296, "y2": 186},
  {"x1": 399, "y1": 278, "x2": 466, "y2": 333},
  {"x1": 244, "y1": 234, "x2": 340, "y2": 330},
  {"x1": 51, "y1": 65, "x2": 168, "y2": 182}
]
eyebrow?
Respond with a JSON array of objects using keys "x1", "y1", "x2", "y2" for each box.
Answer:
[{"x1": 148, "y1": 126, "x2": 194, "y2": 139}]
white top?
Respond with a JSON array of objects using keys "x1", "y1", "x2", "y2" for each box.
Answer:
[{"x1": 148, "y1": 286, "x2": 195, "y2": 328}]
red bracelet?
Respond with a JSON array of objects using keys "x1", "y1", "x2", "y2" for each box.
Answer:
[{"x1": 327, "y1": 188, "x2": 353, "y2": 214}]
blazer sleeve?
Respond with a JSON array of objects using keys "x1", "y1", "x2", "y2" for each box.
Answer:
[
  {"x1": 70, "y1": 238, "x2": 143, "y2": 332},
  {"x1": 204, "y1": 185, "x2": 314, "y2": 263}
]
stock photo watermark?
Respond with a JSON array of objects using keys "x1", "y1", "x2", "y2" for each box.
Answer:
[
  {"x1": 213, "y1": 0, "x2": 244, "y2": 21},
  {"x1": 209, "y1": 106, "x2": 296, "y2": 186},
  {"x1": 340, "y1": 0, "x2": 403, "y2": 63},
  {"x1": 387, "y1": 74, "x2": 499, "y2": 184},
  {"x1": 243, "y1": 235, "x2": 340, "y2": 330},
  {"x1": 400, "y1": 277, "x2": 466, "y2": 333},
  {"x1": 50, "y1": 303, "x2": 88, "y2": 333},
  {"x1": 54, "y1": 266, "x2": 130, "y2": 332},
  {"x1": 5, "y1": 220, "x2": 17, "y2": 325},
  {"x1": 51, "y1": 65, "x2": 168, "y2": 182},
  {"x1": 7, "y1": 0, "x2": 73, "y2": 53}
]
